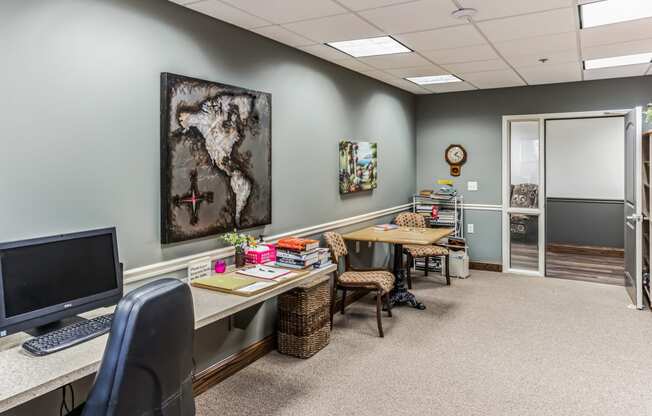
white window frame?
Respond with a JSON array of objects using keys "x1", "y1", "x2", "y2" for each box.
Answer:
[{"x1": 501, "y1": 109, "x2": 629, "y2": 276}]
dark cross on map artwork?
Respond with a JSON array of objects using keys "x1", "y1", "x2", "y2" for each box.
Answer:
[{"x1": 172, "y1": 170, "x2": 214, "y2": 226}]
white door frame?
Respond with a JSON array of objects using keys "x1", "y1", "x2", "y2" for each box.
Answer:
[{"x1": 502, "y1": 109, "x2": 630, "y2": 276}]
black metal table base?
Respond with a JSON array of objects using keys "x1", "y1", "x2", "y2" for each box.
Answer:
[
  {"x1": 389, "y1": 243, "x2": 426, "y2": 310},
  {"x1": 388, "y1": 270, "x2": 425, "y2": 309}
]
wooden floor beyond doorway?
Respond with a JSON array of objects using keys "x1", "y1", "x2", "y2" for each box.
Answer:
[{"x1": 545, "y1": 244, "x2": 624, "y2": 286}]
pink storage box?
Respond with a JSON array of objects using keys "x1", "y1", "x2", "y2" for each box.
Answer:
[{"x1": 245, "y1": 244, "x2": 276, "y2": 264}]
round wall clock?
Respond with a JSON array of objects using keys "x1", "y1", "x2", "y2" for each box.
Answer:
[{"x1": 445, "y1": 144, "x2": 467, "y2": 176}]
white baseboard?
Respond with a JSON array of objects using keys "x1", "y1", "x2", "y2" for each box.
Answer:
[{"x1": 123, "y1": 203, "x2": 411, "y2": 284}]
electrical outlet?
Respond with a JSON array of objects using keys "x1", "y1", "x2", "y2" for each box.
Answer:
[
  {"x1": 467, "y1": 223, "x2": 474, "y2": 234},
  {"x1": 467, "y1": 181, "x2": 478, "y2": 191}
]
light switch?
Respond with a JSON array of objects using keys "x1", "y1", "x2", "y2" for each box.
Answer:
[
  {"x1": 467, "y1": 224, "x2": 474, "y2": 234},
  {"x1": 467, "y1": 181, "x2": 478, "y2": 191}
]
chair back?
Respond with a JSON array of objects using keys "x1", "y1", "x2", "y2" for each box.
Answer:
[
  {"x1": 395, "y1": 212, "x2": 426, "y2": 228},
  {"x1": 83, "y1": 278, "x2": 195, "y2": 416},
  {"x1": 324, "y1": 232, "x2": 348, "y2": 264}
]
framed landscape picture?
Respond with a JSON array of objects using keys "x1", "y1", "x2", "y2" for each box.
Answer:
[
  {"x1": 339, "y1": 140, "x2": 378, "y2": 194},
  {"x1": 160, "y1": 73, "x2": 272, "y2": 244}
]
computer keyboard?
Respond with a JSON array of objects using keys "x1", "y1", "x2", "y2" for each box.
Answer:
[{"x1": 22, "y1": 314, "x2": 114, "y2": 356}]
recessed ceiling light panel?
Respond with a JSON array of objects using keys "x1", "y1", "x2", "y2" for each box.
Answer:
[
  {"x1": 326, "y1": 36, "x2": 411, "y2": 58},
  {"x1": 405, "y1": 75, "x2": 463, "y2": 85},
  {"x1": 584, "y1": 52, "x2": 652, "y2": 69},
  {"x1": 580, "y1": 0, "x2": 652, "y2": 28}
]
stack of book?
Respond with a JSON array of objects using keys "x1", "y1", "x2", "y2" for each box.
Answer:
[
  {"x1": 313, "y1": 248, "x2": 332, "y2": 269},
  {"x1": 431, "y1": 209, "x2": 455, "y2": 226},
  {"x1": 275, "y1": 237, "x2": 320, "y2": 269},
  {"x1": 373, "y1": 223, "x2": 399, "y2": 231}
]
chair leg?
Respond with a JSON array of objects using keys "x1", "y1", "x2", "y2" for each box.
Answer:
[
  {"x1": 376, "y1": 291, "x2": 384, "y2": 337},
  {"x1": 385, "y1": 293, "x2": 392, "y2": 317},
  {"x1": 341, "y1": 288, "x2": 347, "y2": 315},
  {"x1": 424, "y1": 256, "x2": 429, "y2": 277},
  {"x1": 445, "y1": 254, "x2": 451, "y2": 286},
  {"x1": 406, "y1": 253, "x2": 413, "y2": 289}
]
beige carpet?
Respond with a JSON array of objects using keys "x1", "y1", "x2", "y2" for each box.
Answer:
[{"x1": 196, "y1": 271, "x2": 652, "y2": 416}]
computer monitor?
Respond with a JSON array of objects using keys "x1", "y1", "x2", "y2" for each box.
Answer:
[{"x1": 0, "y1": 228, "x2": 123, "y2": 337}]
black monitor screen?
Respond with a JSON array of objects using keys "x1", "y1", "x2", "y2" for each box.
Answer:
[{"x1": 1, "y1": 233, "x2": 118, "y2": 318}]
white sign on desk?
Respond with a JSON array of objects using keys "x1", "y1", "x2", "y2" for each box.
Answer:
[{"x1": 187, "y1": 257, "x2": 212, "y2": 282}]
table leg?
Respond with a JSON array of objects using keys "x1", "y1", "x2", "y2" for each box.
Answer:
[{"x1": 388, "y1": 243, "x2": 426, "y2": 310}]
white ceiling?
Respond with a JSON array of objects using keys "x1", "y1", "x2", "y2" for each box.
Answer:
[{"x1": 170, "y1": 0, "x2": 652, "y2": 95}]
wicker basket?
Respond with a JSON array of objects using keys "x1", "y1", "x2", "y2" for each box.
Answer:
[{"x1": 277, "y1": 275, "x2": 331, "y2": 358}]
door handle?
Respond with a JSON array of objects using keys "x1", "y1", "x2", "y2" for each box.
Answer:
[{"x1": 627, "y1": 214, "x2": 643, "y2": 222}]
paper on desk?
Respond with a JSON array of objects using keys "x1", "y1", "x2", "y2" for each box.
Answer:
[
  {"x1": 274, "y1": 272, "x2": 298, "y2": 282},
  {"x1": 235, "y1": 281, "x2": 276, "y2": 294}
]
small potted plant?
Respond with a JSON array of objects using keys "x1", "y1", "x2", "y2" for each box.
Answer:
[{"x1": 220, "y1": 230, "x2": 256, "y2": 268}]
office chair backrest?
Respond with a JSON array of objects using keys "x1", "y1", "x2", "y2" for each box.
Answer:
[
  {"x1": 83, "y1": 278, "x2": 195, "y2": 416},
  {"x1": 395, "y1": 212, "x2": 426, "y2": 228}
]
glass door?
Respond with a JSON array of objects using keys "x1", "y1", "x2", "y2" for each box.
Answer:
[{"x1": 503, "y1": 119, "x2": 545, "y2": 275}]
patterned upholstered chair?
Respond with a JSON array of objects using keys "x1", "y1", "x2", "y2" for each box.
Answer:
[
  {"x1": 394, "y1": 212, "x2": 450, "y2": 288},
  {"x1": 324, "y1": 232, "x2": 394, "y2": 337},
  {"x1": 510, "y1": 184, "x2": 539, "y2": 241}
]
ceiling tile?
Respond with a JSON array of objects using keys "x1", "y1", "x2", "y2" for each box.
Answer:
[
  {"x1": 583, "y1": 38, "x2": 652, "y2": 60},
  {"x1": 422, "y1": 44, "x2": 498, "y2": 64},
  {"x1": 359, "y1": 70, "x2": 399, "y2": 83},
  {"x1": 394, "y1": 26, "x2": 486, "y2": 52},
  {"x1": 494, "y1": 31, "x2": 577, "y2": 56},
  {"x1": 518, "y1": 62, "x2": 581, "y2": 85},
  {"x1": 461, "y1": 69, "x2": 525, "y2": 88},
  {"x1": 332, "y1": 58, "x2": 374, "y2": 71},
  {"x1": 220, "y1": 0, "x2": 346, "y2": 24},
  {"x1": 299, "y1": 44, "x2": 352, "y2": 60},
  {"x1": 252, "y1": 25, "x2": 315, "y2": 47},
  {"x1": 187, "y1": 0, "x2": 271, "y2": 28},
  {"x1": 283, "y1": 13, "x2": 382, "y2": 43},
  {"x1": 494, "y1": 32, "x2": 577, "y2": 57},
  {"x1": 505, "y1": 49, "x2": 579, "y2": 68},
  {"x1": 336, "y1": 0, "x2": 410, "y2": 11},
  {"x1": 477, "y1": 8, "x2": 576, "y2": 43},
  {"x1": 581, "y1": 17, "x2": 652, "y2": 48},
  {"x1": 423, "y1": 81, "x2": 477, "y2": 93},
  {"x1": 584, "y1": 63, "x2": 650, "y2": 80},
  {"x1": 385, "y1": 66, "x2": 448, "y2": 78},
  {"x1": 443, "y1": 59, "x2": 509, "y2": 74},
  {"x1": 358, "y1": 53, "x2": 432, "y2": 69},
  {"x1": 359, "y1": 0, "x2": 462, "y2": 33},
  {"x1": 459, "y1": 0, "x2": 573, "y2": 21}
]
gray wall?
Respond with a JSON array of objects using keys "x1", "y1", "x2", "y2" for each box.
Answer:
[
  {"x1": 0, "y1": 0, "x2": 416, "y2": 271},
  {"x1": 417, "y1": 76, "x2": 652, "y2": 263},
  {"x1": 0, "y1": 1, "x2": 415, "y2": 414},
  {"x1": 546, "y1": 198, "x2": 624, "y2": 248}
]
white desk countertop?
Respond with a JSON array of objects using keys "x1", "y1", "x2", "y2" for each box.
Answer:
[{"x1": 0, "y1": 264, "x2": 336, "y2": 413}]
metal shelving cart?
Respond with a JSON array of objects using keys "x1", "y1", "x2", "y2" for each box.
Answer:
[{"x1": 412, "y1": 193, "x2": 464, "y2": 273}]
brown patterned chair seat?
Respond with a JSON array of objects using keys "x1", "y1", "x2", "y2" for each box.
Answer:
[
  {"x1": 394, "y1": 212, "x2": 451, "y2": 288},
  {"x1": 338, "y1": 270, "x2": 394, "y2": 294},
  {"x1": 403, "y1": 244, "x2": 449, "y2": 257}
]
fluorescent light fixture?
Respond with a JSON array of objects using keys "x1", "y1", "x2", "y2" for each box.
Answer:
[
  {"x1": 405, "y1": 75, "x2": 463, "y2": 85},
  {"x1": 580, "y1": 0, "x2": 652, "y2": 28},
  {"x1": 584, "y1": 52, "x2": 652, "y2": 69},
  {"x1": 326, "y1": 36, "x2": 411, "y2": 58}
]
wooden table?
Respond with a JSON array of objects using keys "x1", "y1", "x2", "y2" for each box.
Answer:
[{"x1": 342, "y1": 226, "x2": 454, "y2": 309}]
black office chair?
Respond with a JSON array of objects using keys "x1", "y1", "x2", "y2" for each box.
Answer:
[{"x1": 71, "y1": 278, "x2": 195, "y2": 416}]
